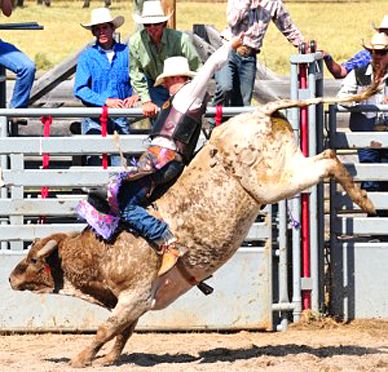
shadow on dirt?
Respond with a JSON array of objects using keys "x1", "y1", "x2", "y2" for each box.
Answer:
[{"x1": 42, "y1": 344, "x2": 383, "y2": 367}]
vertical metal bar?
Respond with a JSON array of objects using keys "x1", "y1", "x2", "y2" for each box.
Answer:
[
  {"x1": 316, "y1": 57, "x2": 325, "y2": 312},
  {"x1": 290, "y1": 60, "x2": 302, "y2": 321},
  {"x1": 290, "y1": 62, "x2": 300, "y2": 130},
  {"x1": 0, "y1": 65, "x2": 7, "y2": 249},
  {"x1": 299, "y1": 58, "x2": 311, "y2": 310},
  {"x1": 268, "y1": 205, "x2": 274, "y2": 330},
  {"x1": 277, "y1": 200, "x2": 289, "y2": 331},
  {"x1": 328, "y1": 104, "x2": 338, "y2": 267},
  {"x1": 328, "y1": 104, "x2": 341, "y2": 314},
  {"x1": 308, "y1": 61, "x2": 320, "y2": 312},
  {"x1": 10, "y1": 154, "x2": 24, "y2": 250},
  {"x1": 101, "y1": 106, "x2": 108, "y2": 169}
]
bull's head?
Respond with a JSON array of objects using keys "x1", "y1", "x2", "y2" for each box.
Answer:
[{"x1": 9, "y1": 234, "x2": 66, "y2": 294}]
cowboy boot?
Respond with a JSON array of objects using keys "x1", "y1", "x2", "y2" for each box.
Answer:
[{"x1": 158, "y1": 238, "x2": 187, "y2": 276}]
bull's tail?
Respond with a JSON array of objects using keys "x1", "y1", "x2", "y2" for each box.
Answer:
[{"x1": 261, "y1": 81, "x2": 380, "y2": 117}]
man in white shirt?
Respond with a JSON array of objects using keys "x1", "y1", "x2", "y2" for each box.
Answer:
[{"x1": 338, "y1": 32, "x2": 388, "y2": 192}]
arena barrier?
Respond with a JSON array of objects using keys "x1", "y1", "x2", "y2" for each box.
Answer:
[{"x1": 2, "y1": 50, "x2": 385, "y2": 332}]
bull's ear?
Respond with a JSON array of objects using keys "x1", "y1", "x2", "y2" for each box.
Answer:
[{"x1": 36, "y1": 240, "x2": 58, "y2": 258}]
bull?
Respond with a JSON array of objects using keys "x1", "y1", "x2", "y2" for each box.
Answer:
[{"x1": 9, "y1": 88, "x2": 376, "y2": 367}]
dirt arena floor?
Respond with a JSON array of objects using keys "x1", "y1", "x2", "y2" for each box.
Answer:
[{"x1": 1, "y1": 319, "x2": 388, "y2": 372}]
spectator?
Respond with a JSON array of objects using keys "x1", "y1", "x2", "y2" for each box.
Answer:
[
  {"x1": 0, "y1": 0, "x2": 35, "y2": 110},
  {"x1": 324, "y1": 15, "x2": 388, "y2": 79},
  {"x1": 337, "y1": 32, "x2": 388, "y2": 192},
  {"x1": 129, "y1": 0, "x2": 202, "y2": 117},
  {"x1": 78, "y1": 34, "x2": 245, "y2": 276},
  {"x1": 213, "y1": 0, "x2": 305, "y2": 111},
  {"x1": 74, "y1": 8, "x2": 139, "y2": 166}
]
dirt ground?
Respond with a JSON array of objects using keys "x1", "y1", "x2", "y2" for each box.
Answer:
[{"x1": 1, "y1": 319, "x2": 388, "y2": 372}]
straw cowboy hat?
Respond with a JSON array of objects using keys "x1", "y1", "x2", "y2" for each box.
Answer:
[
  {"x1": 81, "y1": 8, "x2": 124, "y2": 30},
  {"x1": 154, "y1": 56, "x2": 196, "y2": 86},
  {"x1": 362, "y1": 32, "x2": 388, "y2": 51},
  {"x1": 132, "y1": 0, "x2": 172, "y2": 25},
  {"x1": 373, "y1": 15, "x2": 388, "y2": 32}
]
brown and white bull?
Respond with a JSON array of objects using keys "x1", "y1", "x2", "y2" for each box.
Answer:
[{"x1": 9, "y1": 89, "x2": 376, "y2": 367}]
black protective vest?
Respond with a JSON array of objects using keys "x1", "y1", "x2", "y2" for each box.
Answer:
[
  {"x1": 354, "y1": 65, "x2": 388, "y2": 94},
  {"x1": 354, "y1": 66, "x2": 371, "y2": 87},
  {"x1": 150, "y1": 92, "x2": 209, "y2": 163}
]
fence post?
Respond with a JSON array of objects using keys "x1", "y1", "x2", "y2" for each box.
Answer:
[
  {"x1": 289, "y1": 46, "x2": 325, "y2": 314},
  {"x1": 39, "y1": 115, "x2": 52, "y2": 224},
  {"x1": 101, "y1": 106, "x2": 108, "y2": 169},
  {"x1": 0, "y1": 65, "x2": 7, "y2": 249}
]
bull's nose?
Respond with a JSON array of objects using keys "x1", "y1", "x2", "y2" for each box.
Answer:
[{"x1": 8, "y1": 276, "x2": 17, "y2": 290}]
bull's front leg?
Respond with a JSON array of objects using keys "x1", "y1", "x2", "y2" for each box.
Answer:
[
  {"x1": 99, "y1": 320, "x2": 138, "y2": 366},
  {"x1": 70, "y1": 291, "x2": 152, "y2": 368}
]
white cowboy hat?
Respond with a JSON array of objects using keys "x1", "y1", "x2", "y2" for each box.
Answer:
[
  {"x1": 362, "y1": 32, "x2": 388, "y2": 51},
  {"x1": 132, "y1": 1, "x2": 172, "y2": 25},
  {"x1": 81, "y1": 8, "x2": 124, "y2": 30},
  {"x1": 373, "y1": 15, "x2": 388, "y2": 31},
  {"x1": 154, "y1": 56, "x2": 196, "y2": 87}
]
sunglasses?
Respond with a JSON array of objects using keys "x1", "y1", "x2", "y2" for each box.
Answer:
[
  {"x1": 373, "y1": 49, "x2": 388, "y2": 56},
  {"x1": 144, "y1": 22, "x2": 165, "y2": 28}
]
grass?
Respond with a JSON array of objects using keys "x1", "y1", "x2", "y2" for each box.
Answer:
[{"x1": 4, "y1": 0, "x2": 388, "y2": 75}]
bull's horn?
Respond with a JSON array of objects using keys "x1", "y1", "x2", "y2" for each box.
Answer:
[{"x1": 36, "y1": 239, "x2": 58, "y2": 258}]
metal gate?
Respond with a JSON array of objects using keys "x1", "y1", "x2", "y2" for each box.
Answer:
[{"x1": 329, "y1": 103, "x2": 388, "y2": 319}]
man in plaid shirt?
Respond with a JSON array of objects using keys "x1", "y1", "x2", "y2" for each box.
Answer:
[
  {"x1": 213, "y1": 0, "x2": 305, "y2": 110},
  {"x1": 324, "y1": 15, "x2": 388, "y2": 79}
]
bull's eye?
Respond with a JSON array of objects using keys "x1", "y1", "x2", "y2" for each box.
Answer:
[{"x1": 30, "y1": 257, "x2": 38, "y2": 265}]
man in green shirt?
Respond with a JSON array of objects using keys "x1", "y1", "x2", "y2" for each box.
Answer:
[{"x1": 130, "y1": 0, "x2": 202, "y2": 117}]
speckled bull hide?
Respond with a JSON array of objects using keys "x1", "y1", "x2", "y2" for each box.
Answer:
[{"x1": 9, "y1": 87, "x2": 377, "y2": 368}]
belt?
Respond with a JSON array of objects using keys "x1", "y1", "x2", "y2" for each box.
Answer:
[{"x1": 236, "y1": 45, "x2": 259, "y2": 57}]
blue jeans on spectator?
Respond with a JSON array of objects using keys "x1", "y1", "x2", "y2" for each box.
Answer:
[
  {"x1": 213, "y1": 49, "x2": 256, "y2": 108},
  {"x1": 82, "y1": 116, "x2": 130, "y2": 166},
  {"x1": 350, "y1": 112, "x2": 388, "y2": 191},
  {"x1": 118, "y1": 160, "x2": 183, "y2": 244},
  {"x1": 0, "y1": 40, "x2": 35, "y2": 108}
]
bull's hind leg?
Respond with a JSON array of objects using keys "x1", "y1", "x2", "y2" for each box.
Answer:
[
  {"x1": 287, "y1": 149, "x2": 375, "y2": 214},
  {"x1": 324, "y1": 149, "x2": 375, "y2": 214},
  {"x1": 70, "y1": 291, "x2": 151, "y2": 368}
]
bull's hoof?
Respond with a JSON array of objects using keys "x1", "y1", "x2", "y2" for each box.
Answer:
[
  {"x1": 98, "y1": 354, "x2": 119, "y2": 366},
  {"x1": 70, "y1": 355, "x2": 92, "y2": 368}
]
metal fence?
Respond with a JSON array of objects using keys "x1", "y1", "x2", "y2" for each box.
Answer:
[
  {"x1": 0, "y1": 106, "x2": 278, "y2": 331},
  {"x1": 0, "y1": 52, "x2": 327, "y2": 332},
  {"x1": 328, "y1": 103, "x2": 388, "y2": 320},
  {"x1": 4, "y1": 51, "x2": 386, "y2": 331}
]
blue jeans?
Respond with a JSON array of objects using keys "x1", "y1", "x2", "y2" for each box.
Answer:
[
  {"x1": 213, "y1": 49, "x2": 256, "y2": 108},
  {"x1": 82, "y1": 116, "x2": 131, "y2": 166},
  {"x1": 0, "y1": 40, "x2": 35, "y2": 108},
  {"x1": 118, "y1": 160, "x2": 183, "y2": 244},
  {"x1": 350, "y1": 113, "x2": 388, "y2": 191}
]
